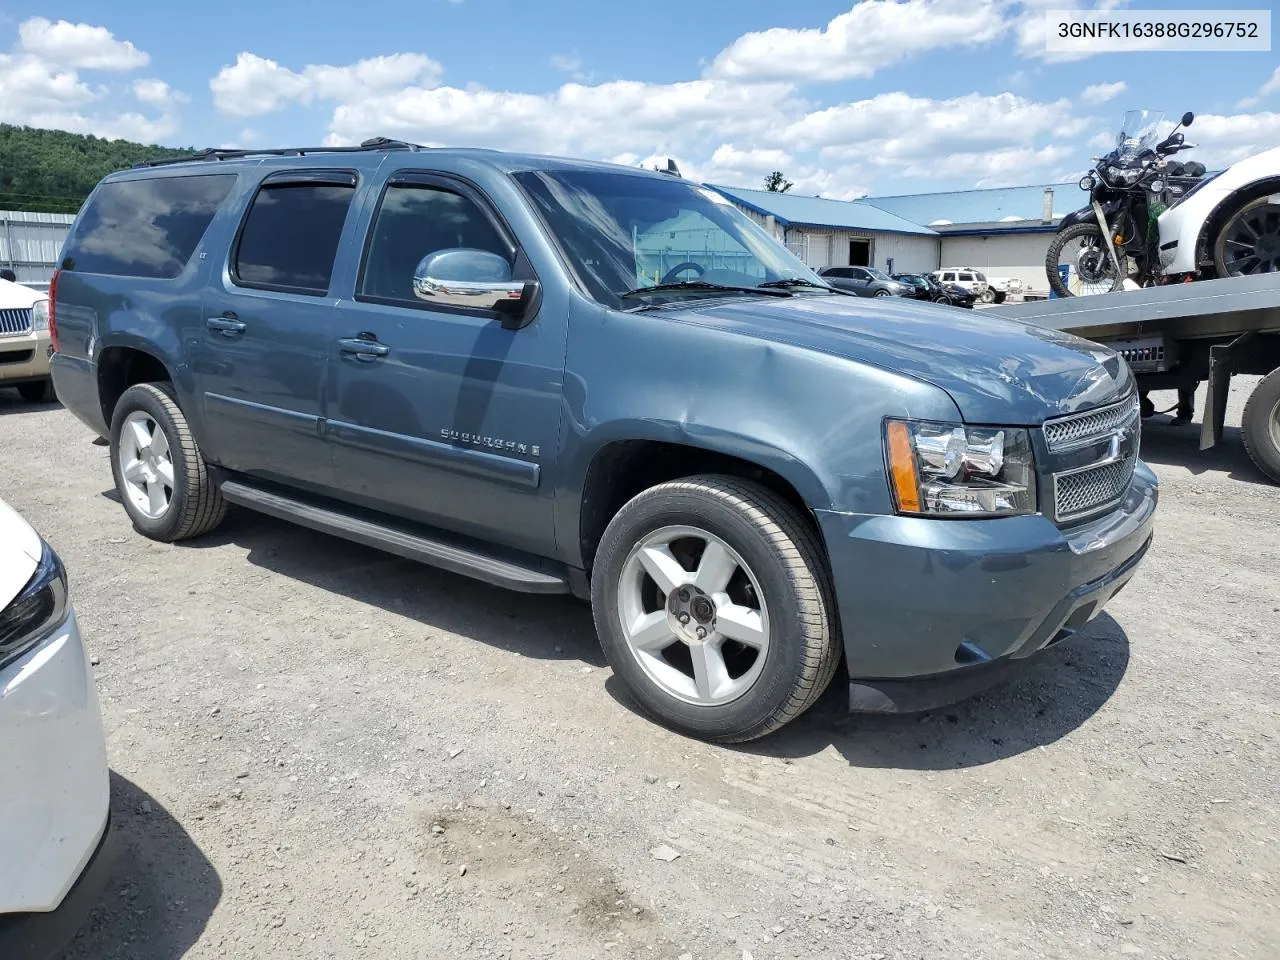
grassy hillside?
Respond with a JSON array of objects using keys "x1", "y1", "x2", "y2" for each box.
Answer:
[{"x1": 0, "y1": 125, "x2": 200, "y2": 214}]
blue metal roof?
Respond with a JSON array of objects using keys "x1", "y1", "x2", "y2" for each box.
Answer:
[
  {"x1": 856, "y1": 183, "x2": 1072, "y2": 228},
  {"x1": 705, "y1": 184, "x2": 938, "y2": 236}
]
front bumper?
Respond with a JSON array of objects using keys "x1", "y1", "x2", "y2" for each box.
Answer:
[
  {"x1": 817, "y1": 461, "x2": 1158, "y2": 712},
  {"x1": 0, "y1": 611, "x2": 112, "y2": 925},
  {"x1": 0, "y1": 815, "x2": 115, "y2": 960},
  {"x1": 0, "y1": 331, "x2": 52, "y2": 385}
]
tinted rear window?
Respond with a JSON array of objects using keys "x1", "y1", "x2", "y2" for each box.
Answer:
[
  {"x1": 234, "y1": 182, "x2": 356, "y2": 293},
  {"x1": 61, "y1": 175, "x2": 236, "y2": 279}
]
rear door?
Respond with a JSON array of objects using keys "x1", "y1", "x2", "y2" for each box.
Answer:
[{"x1": 196, "y1": 170, "x2": 358, "y2": 490}]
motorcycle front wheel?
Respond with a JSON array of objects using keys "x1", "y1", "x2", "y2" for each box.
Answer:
[{"x1": 1046, "y1": 222, "x2": 1129, "y2": 297}]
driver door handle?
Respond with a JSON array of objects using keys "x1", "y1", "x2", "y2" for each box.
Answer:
[{"x1": 338, "y1": 337, "x2": 390, "y2": 361}]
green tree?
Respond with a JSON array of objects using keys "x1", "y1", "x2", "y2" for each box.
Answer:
[
  {"x1": 0, "y1": 124, "x2": 200, "y2": 213},
  {"x1": 763, "y1": 171, "x2": 793, "y2": 193}
]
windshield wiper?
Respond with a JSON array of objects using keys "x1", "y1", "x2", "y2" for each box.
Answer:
[
  {"x1": 619, "y1": 280, "x2": 792, "y2": 301},
  {"x1": 758, "y1": 278, "x2": 856, "y2": 296}
]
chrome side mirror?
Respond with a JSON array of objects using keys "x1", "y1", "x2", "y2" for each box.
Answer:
[{"x1": 412, "y1": 249, "x2": 531, "y2": 320}]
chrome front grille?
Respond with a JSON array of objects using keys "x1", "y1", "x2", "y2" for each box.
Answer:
[
  {"x1": 1043, "y1": 393, "x2": 1141, "y2": 452},
  {"x1": 1054, "y1": 455, "x2": 1138, "y2": 521},
  {"x1": 1043, "y1": 393, "x2": 1142, "y2": 522},
  {"x1": 0, "y1": 308, "x2": 32, "y2": 337}
]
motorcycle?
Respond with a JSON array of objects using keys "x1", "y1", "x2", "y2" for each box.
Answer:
[{"x1": 1046, "y1": 109, "x2": 1280, "y2": 297}]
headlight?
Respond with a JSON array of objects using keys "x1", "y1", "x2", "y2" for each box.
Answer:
[
  {"x1": 884, "y1": 420, "x2": 1037, "y2": 517},
  {"x1": 1079, "y1": 174, "x2": 1096, "y2": 191},
  {"x1": 31, "y1": 299, "x2": 50, "y2": 332},
  {"x1": 0, "y1": 541, "x2": 69, "y2": 671},
  {"x1": 1149, "y1": 179, "x2": 1165, "y2": 193}
]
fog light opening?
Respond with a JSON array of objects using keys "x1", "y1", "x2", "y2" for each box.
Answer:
[{"x1": 954, "y1": 641, "x2": 992, "y2": 666}]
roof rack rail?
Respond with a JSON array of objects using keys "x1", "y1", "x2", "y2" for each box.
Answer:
[{"x1": 132, "y1": 137, "x2": 423, "y2": 168}]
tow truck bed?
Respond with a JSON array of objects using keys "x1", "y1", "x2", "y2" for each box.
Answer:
[{"x1": 988, "y1": 273, "x2": 1280, "y2": 483}]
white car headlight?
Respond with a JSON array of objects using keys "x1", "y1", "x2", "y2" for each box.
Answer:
[
  {"x1": 884, "y1": 419, "x2": 1037, "y2": 517},
  {"x1": 31, "y1": 298, "x2": 50, "y2": 332}
]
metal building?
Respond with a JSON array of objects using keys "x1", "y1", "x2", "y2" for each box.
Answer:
[
  {"x1": 704, "y1": 184, "x2": 941, "y2": 276},
  {"x1": 0, "y1": 210, "x2": 76, "y2": 288},
  {"x1": 858, "y1": 184, "x2": 1067, "y2": 292}
]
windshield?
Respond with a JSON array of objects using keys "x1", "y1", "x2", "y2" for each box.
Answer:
[
  {"x1": 864, "y1": 267, "x2": 892, "y2": 281},
  {"x1": 1116, "y1": 109, "x2": 1165, "y2": 160},
  {"x1": 512, "y1": 169, "x2": 824, "y2": 308}
]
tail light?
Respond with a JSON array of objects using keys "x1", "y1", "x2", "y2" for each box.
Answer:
[{"x1": 48, "y1": 268, "x2": 60, "y2": 352}]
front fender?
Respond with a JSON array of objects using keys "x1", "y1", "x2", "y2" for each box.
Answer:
[
  {"x1": 552, "y1": 301, "x2": 962, "y2": 568},
  {"x1": 1058, "y1": 198, "x2": 1120, "y2": 231}
]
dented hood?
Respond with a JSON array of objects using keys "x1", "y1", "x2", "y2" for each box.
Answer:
[{"x1": 673, "y1": 294, "x2": 1132, "y2": 424}]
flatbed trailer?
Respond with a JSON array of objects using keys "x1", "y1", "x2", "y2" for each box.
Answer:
[{"x1": 989, "y1": 272, "x2": 1280, "y2": 484}]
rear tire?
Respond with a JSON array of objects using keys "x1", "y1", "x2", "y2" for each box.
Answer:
[
  {"x1": 109, "y1": 382, "x2": 227, "y2": 541},
  {"x1": 17, "y1": 380, "x2": 56, "y2": 403},
  {"x1": 1241, "y1": 368, "x2": 1280, "y2": 484},
  {"x1": 590, "y1": 475, "x2": 840, "y2": 743},
  {"x1": 1046, "y1": 222, "x2": 1128, "y2": 297}
]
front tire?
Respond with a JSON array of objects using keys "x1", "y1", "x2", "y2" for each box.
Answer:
[
  {"x1": 873, "y1": 289, "x2": 892, "y2": 298},
  {"x1": 590, "y1": 476, "x2": 840, "y2": 743},
  {"x1": 1046, "y1": 222, "x2": 1128, "y2": 297},
  {"x1": 1241, "y1": 368, "x2": 1280, "y2": 484},
  {"x1": 1213, "y1": 195, "x2": 1280, "y2": 278},
  {"x1": 979, "y1": 288, "x2": 995, "y2": 304},
  {"x1": 109, "y1": 382, "x2": 227, "y2": 541}
]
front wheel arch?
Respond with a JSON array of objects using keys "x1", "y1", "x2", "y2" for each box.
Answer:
[{"x1": 1200, "y1": 177, "x2": 1280, "y2": 273}]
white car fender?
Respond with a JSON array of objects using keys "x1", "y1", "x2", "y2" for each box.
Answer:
[{"x1": 1159, "y1": 144, "x2": 1280, "y2": 274}]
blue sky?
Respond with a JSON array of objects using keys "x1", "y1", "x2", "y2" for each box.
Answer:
[{"x1": 1, "y1": 0, "x2": 1277, "y2": 198}]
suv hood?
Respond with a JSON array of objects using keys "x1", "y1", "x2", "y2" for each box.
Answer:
[{"x1": 674, "y1": 294, "x2": 1132, "y2": 424}]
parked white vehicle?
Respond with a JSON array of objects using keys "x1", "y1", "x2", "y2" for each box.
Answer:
[
  {"x1": 931, "y1": 268, "x2": 991, "y2": 300},
  {"x1": 0, "y1": 279, "x2": 55, "y2": 403},
  {"x1": 0, "y1": 498, "x2": 112, "y2": 959},
  {"x1": 983, "y1": 274, "x2": 1024, "y2": 302}
]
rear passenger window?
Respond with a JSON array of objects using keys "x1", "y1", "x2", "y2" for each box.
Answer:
[
  {"x1": 60, "y1": 175, "x2": 235, "y2": 279},
  {"x1": 358, "y1": 183, "x2": 511, "y2": 305},
  {"x1": 942, "y1": 272, "x2": 955, "y2": 281},
  {"x1": 234, "y1": 179, "x2": 356, "y2": 294}
]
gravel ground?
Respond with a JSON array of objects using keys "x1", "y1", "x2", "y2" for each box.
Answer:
[{"x1": 1, "y1": 378, "x2": 1276, "y2": 960}]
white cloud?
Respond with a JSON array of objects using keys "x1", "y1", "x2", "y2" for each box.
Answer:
[
  {"x1": 0, "y1": 28, "x2": 178, "y2": 144},
  {"x1": 789, "y1": 91, "x2": 1078, "y2": 156},
  {"x1": 1264, "y1": 67, "x2": 1280, "y2": 98},
  {"x1": 1184, "y1": 112, "x2": 1280, "y2": 165},
  {"x1": 210, "y1": 51, "x2": 443, "y2": 116},
  {"x1": 1241, "y1": 66, "x2": 1280, "y2": 107},
  {"x1": 17, "y1": 17, "x2": 148, "y2": 71},
  {"x1": 5, "y1": 108, "x2": 178, "y2": 144},
  {"x1": 132, "y1": 78, "x2": 188, "y2": 108},
  {"x1": 706, "y1": 0, "x2": 1007, "y2": 82},
  {"x1": 1080, "y1": 81, "x2": 1126, "y2": 104},
  {"x1": 708, "y1": 144, "x2": 795, "y2": 175},
  {"x1": 1013, "y1": 0, "x2": 1130, "y2": 63},
  {"x1": 326, "y1": 77, "x2": 800, "y2": 158},
  {"x1": 0, "y1": 53, "x2": 97, "y2": 116}
]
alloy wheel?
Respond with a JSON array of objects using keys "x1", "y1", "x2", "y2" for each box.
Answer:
[
  {"x1": 616, "y1": 525, "x2": 770, "y2": 706},
  {"x1": 1219, "y1": 204, "x2": 1280, "y2": 275},
  {"x1": 118, "y1": 411, "x2": 174, "y2": 519}
]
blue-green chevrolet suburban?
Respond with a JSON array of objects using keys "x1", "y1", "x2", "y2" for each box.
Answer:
[{"x1": 48, "y1": 140, "x2": 1156, "y2": 742}]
